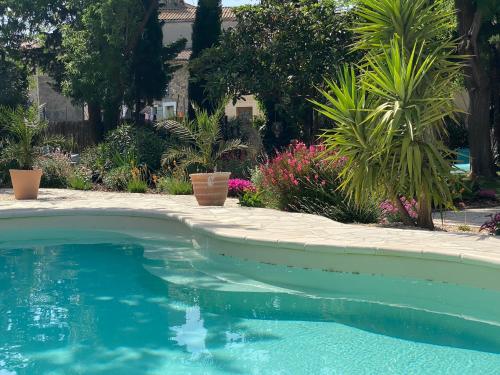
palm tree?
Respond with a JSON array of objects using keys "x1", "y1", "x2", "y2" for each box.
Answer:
[
  {"x1": 314, "y1": 0, "x2": 463, "y2": 229},
  {"x1": 0, "y1": 106, "x2": 47, "y2": 170},
  {"x1": 157, "y1": 102, "x2": 247, "y2": 173}
]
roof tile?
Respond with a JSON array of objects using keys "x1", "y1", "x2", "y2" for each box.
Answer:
[{"x1": 159, "y1": 7, "x2": 236, "y2": 22}]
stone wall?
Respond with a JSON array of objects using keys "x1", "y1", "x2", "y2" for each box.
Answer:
[
  {"x1": 35, "y1": 75, "x2": 84, "y2": 122},
  {"x1": 165, "y1": 63, "x2": 189, "y2": 117}
]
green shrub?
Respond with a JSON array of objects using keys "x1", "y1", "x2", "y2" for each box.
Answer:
[
  {"x1": 134, "y1": 127, "x2": 167, "y2": 171},
  {"x1": 80, "y1": 124, "x2": 166, "y2": 180},
  {"x1": 127, "y1": 179, "x2": 148, "y2": 193},
  {"x1": 157, "y1": 176, "x2": 193, "y2": 195},
  {"x1": 239, "y1": 191, "x2": 265, "y2": 208},
  {"x1": 102, "y1": 166, "x2": 131, "y2": 191},
  {"x1": 250, "y1": 166, "x2": 278, "y2": 208},
  {"x1": 68, "y1": 174, "x2": 92, "y2": 191},
  {"x1": 106, "y1": 124, "x2": 166, "y2": 171},
  {"x1": 80, "y1": 143, "x2": 111, "y2": 181},
  {"x1": 34, "y1": 152, "x2": 73, "y2": 188}
]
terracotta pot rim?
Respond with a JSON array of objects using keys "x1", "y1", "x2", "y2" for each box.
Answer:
[
  {"x1": 189, "y1": 172, "x2": 231, "y2": 177},
  {"x1": 9, "y1": 169, "x2": 42, "y2": 173}
]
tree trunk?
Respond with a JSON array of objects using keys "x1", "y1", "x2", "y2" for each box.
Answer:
[
  {"x1": 492, "y1": 45, "x2": 500, "y2": 165},
  {"x1": 469, "y1": 84, "x2": 494, "y2": 177},
  {"x1": 102, "y1": 102, "x2": 121, "y2": 135},
  {"x1": 394, "y1": 195, "x2": 416, "y2": 227},
  {"x1": 416, "y1": 191, "x2": 434, "y2": 230},
  {"x1": 455, "y1": 0, "x2": 495, "y2": 178},
  {"x1": 88, "y1": 102, "x2": 103, "y2": 141}
]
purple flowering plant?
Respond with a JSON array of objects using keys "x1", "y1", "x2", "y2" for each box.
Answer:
[{"x1": 480, "y1": 213, "x2": 500, "y2": 235}]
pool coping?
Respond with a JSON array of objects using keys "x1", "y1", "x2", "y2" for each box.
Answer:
[{"x1": 1, "y1": 189, "x2": 500, "y2": 282}]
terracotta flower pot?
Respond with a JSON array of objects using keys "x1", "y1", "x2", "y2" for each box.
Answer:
[
  {"x1": 9, "y1": 169, "x2": 43, "y2": 200},
  {"x1": 190, "y1": 172, "x2": 231, "y2": 206}
]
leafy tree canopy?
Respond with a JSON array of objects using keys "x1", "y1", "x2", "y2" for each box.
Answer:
[{"x1": 190, "y1": 0, "x2": 358, "y2": 150}]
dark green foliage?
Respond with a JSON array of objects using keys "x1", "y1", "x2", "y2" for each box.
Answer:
[
  {"x1": 286, "y1": 169, "x2": 380, "y2": 224},
  {"x1": 239, "y1": 191, "x2": 265, "y2": 208},
  {"x1": 0, "y1": 58, "x2": 28, "y2": 108},
  {"x1": 105, "y1": 124, "x2": 167, "y2": 171},
  {"x1": 455, "y1": 0, "x2": 500, "y2": 177},
  {"x1": 129, "y1": 1, "x2": 167, "y2": 113},
  {"x1": 80, "y1": 123, "x2": 166, "y2": 187},
  {"x1": 60, "y1": 0, "x2": 185, "y2": 133},
  {"x1": 188, "y1": 0, "x2": 222, "y2": 114},
  {"x1": 445, "y1": 118, "x2": 469, "y2": 150}
]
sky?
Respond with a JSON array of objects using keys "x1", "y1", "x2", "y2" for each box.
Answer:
[{"x1": 185, "y1": 0, "x2": 259, "y2": 6}]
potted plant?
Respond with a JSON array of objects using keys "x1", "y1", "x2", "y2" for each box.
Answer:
[
  {"x1": 0, "y1": 106, "x2": 46, "y2": 200},
  {"x1": 157, "y1": 102, "x2": 247, "y2": 206}
]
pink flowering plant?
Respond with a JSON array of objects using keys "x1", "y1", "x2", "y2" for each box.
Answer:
[
  {"x1": 259, "y1": 142, "x2": 331, "y2": 209},
  {"x1": 228, "y1": 178, "x2": 256, "y2": 197},
  {"x1": 380, "y1": 197, "x2": 418, "y2": 224},
  {"x1": 257, "y1": 142, "x2": 379, "y2": 223}
]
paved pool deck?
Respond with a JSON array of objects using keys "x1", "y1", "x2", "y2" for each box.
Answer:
[
  {"x1": 433, "y1": 206, "x2": 500, "y2": 228},
  {"x1": 0, "y1": 189, "x2": 499, "y2": 270}
]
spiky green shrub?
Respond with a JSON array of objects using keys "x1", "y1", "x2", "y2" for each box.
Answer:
[
  {"x1": 157, "y1": 102, "x2": 247, "y2": 173},
  {"x1": 156, "y1": 176, "x2": 193, "y2": 195},
  {"x1": 68, "y1": 174, "x2": 93, "y2": 191}
]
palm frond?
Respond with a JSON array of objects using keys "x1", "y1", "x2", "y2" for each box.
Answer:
[{"x1": 156, "y1": 119, "x2": 196, "y2": 143}]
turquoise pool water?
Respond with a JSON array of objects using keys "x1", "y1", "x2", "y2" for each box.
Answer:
[{"x1": 1, "y1": 228, "x2": 500, "y2": 374}]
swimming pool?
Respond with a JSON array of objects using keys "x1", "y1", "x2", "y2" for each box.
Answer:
[{"x1": 1, "y1": 216, "x2": 500, "y2": 374}]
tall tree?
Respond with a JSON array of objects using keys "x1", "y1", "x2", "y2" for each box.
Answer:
[
  {"x1": 61, "y1": 0, "x2": 143, "y2": 134},
  {"x1": 188, "y1": 0, "x2": 222, "y2": 116},
  {"x1": 454, "y1": 0, "x2": 500, "y2": 178},
  {"x1": 127, "y1": 1, "x2": 186, "y2": 123},
  {"x1": 61, "y1": 0, "x2": 184, "y2": 135}
]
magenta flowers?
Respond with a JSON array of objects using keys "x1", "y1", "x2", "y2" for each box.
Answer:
[{"x1": 228, "y1": 178, "x2": 255, "y2": 197}]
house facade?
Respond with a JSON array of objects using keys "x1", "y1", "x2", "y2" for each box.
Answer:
[{"x1": 31, "y1": 74, "x2": 84, "y2": 123}]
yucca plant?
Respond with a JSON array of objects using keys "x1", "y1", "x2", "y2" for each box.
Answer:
[
  {"x1": 314, "y1": 0, "x2": 463, "y2": 229},
  {"x1": 157, "y1": 102, "x2": 247, "y2": 173}
]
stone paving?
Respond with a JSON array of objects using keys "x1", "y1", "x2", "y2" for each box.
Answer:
[
  {"x1": 433, "y1": 206, "x2": 500, "y2": 228},
  {"x1": 0, "y1": 189, "x2": 499, "y2": 268}
]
